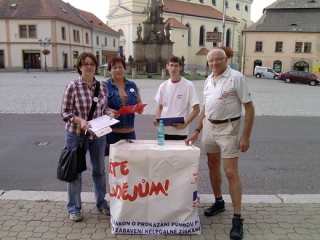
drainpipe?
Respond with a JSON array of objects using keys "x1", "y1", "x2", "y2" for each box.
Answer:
[{"x1": 222, "y1": 0, "x2": 226, "y2": 46}]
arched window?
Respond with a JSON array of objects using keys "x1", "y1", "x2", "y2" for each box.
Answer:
[
  {"x1": 226, "y1": 28, "x2": 231, "y2": 47},
  {"x1": 212, "y1": 0, "x2": 216, "y2": 5},
  {"x1": 213, "y1": 27, "x2": 219, "y2": 47},
  {"x1": 226, "y1": 1, "x2": 229, "y2": 8},
  {"x1": 253, "y1": 60, "x2": 262, "y2": 75},
  {"x1": 236, "y1": 3, "x2": 240, "y2": 10},
  {"x1": 199, "y1": 26, "x2": 205, "y2": 46},
  {"x1": 273, "y1": 60, "x2": 282, "y2": 73},
  {"x1": 186, "y1": 24, "x2": 191, "y2": 46}
]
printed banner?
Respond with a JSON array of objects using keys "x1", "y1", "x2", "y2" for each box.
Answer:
[{"x1": 109, "y1": 140, "x2": 201, "y2": 234}]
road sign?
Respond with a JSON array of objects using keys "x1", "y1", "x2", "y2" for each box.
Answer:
[
  {"x1": 206, "y1": 32, "x2": 221, "y2": 42},
  {"x1": 206, "y1": 39, "x2": 221, "y2": 42},
  {"x1": 206, "y1": 32, "x2": 222, "y2": 37}
]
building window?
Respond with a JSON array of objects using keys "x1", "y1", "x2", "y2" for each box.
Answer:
[
  {"x1": 105, "y1": 37, "x2": 108, "y2": 46},
  {"x1": 255, "y1": 41, "x2": 263, "y2": 52},
  {"x1": 213, "y1": 27, "x2": 218, "y2": 47},
  {"x1": 304, "y1": 42, "x2": 312, "y2": 53},
  {"x1": 275, "y1": 42, "x2": 283, "y2": 52},
  {"x1": 19, "y1": 25, "x2": 36, "y2": 38},
  {"x1": 295, "y1": 42, "x2": 303, "y2": 52},
  {"x1": 245, "y1": 5, "x2": 249, "y2": 12},
  {"x1": 73, "y1": 30, "x2": 80, "y2": 42},
  {"x1": 96, "y1": 36, "x2": 99, "y2": 45},
  {"x1": 85, "y1": 33, "x2": 89, "y2": 44},
  {"x1": 212, "y1": 0, "x2": 216, "y2": 5},
  {"x1": 199, "y1": 0, "x2": 204, "y2": 3},
  {"x1": 226, "y1": 29, "x2": 231, "y2": 47},
  {"x1": 236, "y1": 3, "x2": 240, "y2": 10},
  {"x1": 186, "y1": 24, "x2": 191, "y2": 46},
  {"x1": 226, "y1": 1, "x2": 229, "y2": 8},
  {"x1": 113, "y1": 39, "x2": 115, "y2": 47},
  {"x1": 273, "y1": 60, "x2": 282, "y2": 73},
  {"x1": 62, "y1": 27, "x2": 66, "y2": 40},
  {"x1": 29, "y1": 25, "x2": 36, "y2": 38},
  {"x1": 199, "y1": 26, "x2": 205, "y2": 46}
]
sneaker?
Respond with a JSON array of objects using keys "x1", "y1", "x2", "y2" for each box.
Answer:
[
  {"x1": 230, "y1": 217, "x2": 244, "y2": 239},
  {"x1": 99, "y1": 205, "x2": 110, "y2": 215},
  {"x1": 204, "y1": 200, "x2": 225, "y2": 216},
  {"x1": 69, "y1": 212, "x2": 83, "y2": 222}
]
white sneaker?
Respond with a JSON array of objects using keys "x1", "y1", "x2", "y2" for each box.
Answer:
[{"x1": 69, "y1": 212, "x2": 83, "y2": 222}]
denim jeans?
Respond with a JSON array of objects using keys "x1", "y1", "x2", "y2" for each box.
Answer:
[
  {"x1": 65, "y1": 131, "x2": 108, "y2": 214},
  {"x1": 105, "y1": 131, "x2": 136, "y2": 156}
]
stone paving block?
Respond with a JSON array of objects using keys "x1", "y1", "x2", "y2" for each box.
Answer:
[
  {"x1": 66, "y1": 232, "x2": 83, "y2": 239},
  {"x1": 287, "y1": 233, "x2": 305, "y2": 239}
]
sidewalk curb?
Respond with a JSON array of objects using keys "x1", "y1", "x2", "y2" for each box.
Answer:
[{"x1": 1, "y1": 190, "x2": 320, "y2": 204}]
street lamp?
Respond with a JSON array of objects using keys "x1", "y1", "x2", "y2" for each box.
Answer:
[{"x1": 38, "y1": 37, "x2": 51, "y2": 72}]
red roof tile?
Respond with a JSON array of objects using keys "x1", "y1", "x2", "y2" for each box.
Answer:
[
  {"x1": 164, "y1": 18, "x2": 189, "y2": 29},
  {"x1": 163, "y1": 0, "x2": 236, "y2": 22},
  {"x1": 76, "y1": 9, "x2": 120, "y2": 35},
  {"x1": 196, "y1": 48, "x2": 209, "y2": 55}
]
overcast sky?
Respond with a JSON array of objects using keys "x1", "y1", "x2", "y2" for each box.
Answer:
[{"x1": 63, "y1": 0, "x2": 277, "y2": 23}]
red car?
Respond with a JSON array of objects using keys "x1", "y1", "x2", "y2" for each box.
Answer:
[{"x1": 279, "y1": 70, "x2": 319, "y2": 86}]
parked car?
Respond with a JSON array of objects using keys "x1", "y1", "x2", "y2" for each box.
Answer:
[
  {"x1": 254, "y1": 66, "x2": 279, "y2": 80},
  {"x1": 101, "y1": 63, "x2": 108, "y2": 68},
  {"x1": 279, "y1": 70, "x2": 319, "y2": 86}
]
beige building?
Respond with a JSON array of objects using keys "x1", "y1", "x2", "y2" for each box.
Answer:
[
  {"x1": 0, "y1": 0, "x2": 119, "y2": 71},
  {"x1": 107, "y1": 0, "x2": 253, "y2": 71},
  {"x1": 242, "y1": 0, "x2": 320, "y2": 78}
]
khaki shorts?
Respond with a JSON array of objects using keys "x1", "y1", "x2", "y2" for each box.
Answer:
[{"x1": 201, "y1": 117, "x2": 240, "y2": 158}]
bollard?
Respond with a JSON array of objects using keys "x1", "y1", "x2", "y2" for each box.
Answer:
[
  {"x1": 161, "y1": 69, "x2": 166, "y2": 80},
  {"x1": 132, "y1": 68, "x2": 137, "y2": 79},
  {"x1": 104, "y1": 68, "x2": 110, "y2": 78},
  {"x1": 191, "y1": 69, "x2": 197, "y2": 80}
]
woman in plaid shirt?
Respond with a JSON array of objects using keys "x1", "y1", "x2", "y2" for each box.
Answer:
[{"x1": 61, "y1": 52, "x2": 114, "y2": 222}]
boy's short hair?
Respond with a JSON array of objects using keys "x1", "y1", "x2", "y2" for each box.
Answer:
[{"x1": 167, "y1": 55, "x2": 182, "y2": 66}]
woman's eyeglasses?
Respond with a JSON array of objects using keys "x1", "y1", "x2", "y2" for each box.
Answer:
[{"x1": 83, "y1": 63, "x2": 96, "y2": 67}]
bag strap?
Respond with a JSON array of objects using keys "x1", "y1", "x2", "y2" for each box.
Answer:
[
  {"x1": 83, "y1": 81, "x2": 100, "y2": 138},
  {"x1": 87, "y1": 81, "x2": 100, "y2": 121}
]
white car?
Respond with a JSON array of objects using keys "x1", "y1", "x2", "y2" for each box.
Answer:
[
  {"x1": 254, "y1": 66, "x2": 279, "y2": 80},
  {"x1": 101, "y1": 63, "x2": 108, "y2": 68}
]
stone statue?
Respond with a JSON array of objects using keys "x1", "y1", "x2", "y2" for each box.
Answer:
[
  {"x1": 144, "y1": 4, "x2": 151, "y2": 20},
  {"x1": 165, "y1": 24, "x2": 171, "y2": 40},
  {"x1": 157, "y1": 3, "x2": 164, "y2": 18},
  {"x1": 149, "y1": 24, "x2": 157, "y2": 42},
  {"x1": 137, "y1": 23, "x2": 142, "y2": 41}
]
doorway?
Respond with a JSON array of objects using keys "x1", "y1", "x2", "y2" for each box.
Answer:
[{"x1": 23, "y1": 51, "x2": 41, "y2": 69}]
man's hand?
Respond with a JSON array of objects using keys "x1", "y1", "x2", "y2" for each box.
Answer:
[
  {"x1": 239, "y1": 135, "x2": 250, "y2": 152},
  {"x1": 184, "y1": 131, "x2": 199, "y2": 145}
]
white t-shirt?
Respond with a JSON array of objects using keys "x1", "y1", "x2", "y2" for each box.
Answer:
[
  {"x1": 204, "y1": 66, "x2": 252, "y2": 120},
  {"x1": 155, "y1": 77, "x2": 199, "y2": 135}
]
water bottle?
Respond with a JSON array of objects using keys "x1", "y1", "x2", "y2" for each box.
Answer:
[{"x1": 158, "y1": 120, "x2": 165, "y2": 146}]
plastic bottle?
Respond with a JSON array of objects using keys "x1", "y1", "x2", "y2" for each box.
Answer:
[{"x1": 157, "y1": 120, "x2": 165, "y2": 146}]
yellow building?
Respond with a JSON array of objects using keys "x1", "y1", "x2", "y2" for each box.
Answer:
[
  {"x1": 242, "y1": 0, "x2": 320, "y2": 78},
  {"x1": 107, "y1": 0, "x2": 253, "y2": 71}
]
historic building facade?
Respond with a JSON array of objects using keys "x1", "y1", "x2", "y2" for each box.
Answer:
[
  {"x1": 0, "y1": 0, "x2": 120, "y2": 71},
  {"x1": 107, "y1": 0, "x2": 253, "y2": 71},
  {"x1": 242, "y1": 0, "x2": 320, "y2": 77}
]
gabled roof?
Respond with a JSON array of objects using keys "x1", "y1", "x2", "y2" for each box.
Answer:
[
  {"x1": 163, "y1": 0, "x2": 236, "y2": 22},
  {"x1": 244, "y1": 0, "x2": 320, "y2": 32},
  {"x1": 76, "y1": 9, "x2": 120, "y2": 35},
  {"x1": 164, "y1": 18, "x2": 188, "y2": 30},
  {"x1": 264, "y1": 0, "x2": 320, "y2": 10},
  {"x1": 0, "y1": 0, "x2": 89, "y2": 28}
]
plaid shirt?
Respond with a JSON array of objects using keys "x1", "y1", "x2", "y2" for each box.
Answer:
[{"x1": 61, "y1": 77, "x2": 111, "y2": 139}]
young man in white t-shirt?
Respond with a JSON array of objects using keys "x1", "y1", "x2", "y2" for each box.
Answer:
[{"x1": 153, "y1": 56, "x2": 200, "y2": 140}]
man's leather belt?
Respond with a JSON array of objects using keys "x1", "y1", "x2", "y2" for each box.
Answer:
[{"x1": 208, "y1": 116, "x2": 241, "y2": 125}]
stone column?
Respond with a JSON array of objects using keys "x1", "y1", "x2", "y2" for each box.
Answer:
[
  {"x1": 161, "y1": 69, "x2": 166, "y2": 80},
  {"x1": 191, "y1": 69, "x2": 197, "y2": 80},
  {"x1": 132, "y1": 68, "x2": 137, "y2": 79},
  {"x1": 104, "y1": 68, "x2": 110, "y2": 78}
]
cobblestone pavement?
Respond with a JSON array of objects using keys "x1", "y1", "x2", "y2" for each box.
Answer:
[
  {"x1": 1, "y1": 72, "x2": 320, "y2": 239},
  {"x1": 0, "y1": 196, "x2": 320, "y2": 240},
  {"x1": 0, "y1": 72, "x2": 320, "y2": 116}
]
